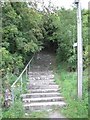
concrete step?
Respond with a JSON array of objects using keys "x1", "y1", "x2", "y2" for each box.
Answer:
[
  {"x1": 21, "y1": 92, "x2": 61, "y2": 98},
  {"x1": 29, "y1": 74, "x2": 54, "y2": 78},
  {"x1": 22, "y1": 96, "x2": 64, "y2": 103},
  {"x1": 28, "y1": 88, "x2": 60, "y2": 93},
  {"x1": 24, "y1": 101, "x2": 66, "y2": 111},
  {"x1": 29, "y1": 75, "x2": 54, "y2": 80},
  {"x1": 29, "y1": 71, "x2": 53, "y2": 75},
  {"x1": 28, "y1": 85, "x2": 59, "y2": 89},
  {"x1": 28, "y1": 79, "x2": 55, "y2": 83},
  {"x1": 29, "y1": 78, "x2": 54, "y2": 81},
  {"x1": 28, "y1": 82, "x2": 56, "y2": 86}
]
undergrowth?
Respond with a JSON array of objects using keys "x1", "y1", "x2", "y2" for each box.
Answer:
[
  {"x1": 2, "y1": 100, "x2": 25, "y2": 118},
  {"x1": 2, "y1": 73, "x2": 28, "y2": 118},
  {"x1": 55, "y1": 63, "x2": 88, "y2": 118}
]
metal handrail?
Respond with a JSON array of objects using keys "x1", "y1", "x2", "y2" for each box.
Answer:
[{"x1": 11, "y1": 55, "x2": 35, "y2": 103}]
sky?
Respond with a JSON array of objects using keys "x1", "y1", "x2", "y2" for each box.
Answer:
[
  {"x1": 37, "y1": 0, "x2": 90, "y2": 9},
  {"x1": 3, "y1": 0, "x2": 90, "y2": 9}
]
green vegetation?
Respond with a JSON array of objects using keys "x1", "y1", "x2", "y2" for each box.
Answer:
[
  {"x1": 55, "y1": 63, "x2": 88, "y2": 118},
  {"x1": 0, "y1": 109, "x2": 2, "y2": 120},
  {"x1": 2, "y1": 100, "x2": 24, "y2": 118},
  {"x1": 1, "y1": 73, "x2": 28, "y2": 118},
  {"x1": 1, "y1": 2, "x2": 43, "y2": 90},
  {"x1": 1, "y1": 1, "x2": 89, "y2": 118}
]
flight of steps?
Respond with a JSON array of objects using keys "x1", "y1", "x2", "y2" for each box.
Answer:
[{"x1": 21, "y1": 70, "x2": 66, "y2": 112}]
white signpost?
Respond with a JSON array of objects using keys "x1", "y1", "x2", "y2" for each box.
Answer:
[
  {"x1": 73, "y1": 43, "x2": 77, "y2": 48},
  {"x1": 75, "y1": 0, "x2": 83, "y2": 99}
]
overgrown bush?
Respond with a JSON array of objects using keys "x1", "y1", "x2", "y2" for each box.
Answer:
[
  {"x1": 2, "y1": 100, "x2": 24, "y2": 118},
  {"x1": 83, "y1": 45, "x2": 90, "y2": 69},
  {"x1": 1, "y1": 47, "x2": 24, "y2": 75},
  {"x1": 67, "y1": 54, "x2": 77, "y2": 71}
]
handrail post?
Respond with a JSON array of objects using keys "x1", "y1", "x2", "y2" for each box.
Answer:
[
  {"x1": 11, "y1": 87, "x2": 14, "y2": 104},
  {"x1": 11, "y1": 55, "x2": 35, "y2": 104},
  {"x1": 29, "y1": 64, "x2": 30, "y2": 72},
  {"x1": 20, "y1": 76, "x2": 22, "y2": 92},
  {"x1": 26, "y1": 68, "x2": 27, "y2": 80}
]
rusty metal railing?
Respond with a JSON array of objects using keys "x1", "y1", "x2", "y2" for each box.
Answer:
[{"x1": 11, "y1": 55, "x2": 34, "y2": 104}]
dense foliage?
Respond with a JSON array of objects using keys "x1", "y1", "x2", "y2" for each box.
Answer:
[
  {"x1": 1, "y1": 2, "x2": 88, "y2": 82},
  {"x1": 1, "y1": 1, "x2": 88, "y2": 118},
  {"x1": 2, "y1": 2, "x2": 43, "y2": 72},
  {"x1": 1, "y1": 2, "x2": 44, "y2": 90}
]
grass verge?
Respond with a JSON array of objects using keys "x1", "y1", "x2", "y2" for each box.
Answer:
[
  {"x1": 2, "y1": 100, "x2": 25, "y2": 118},
  {"x1": 55, "y1": 63, "x2": 88, "y2": 118}
]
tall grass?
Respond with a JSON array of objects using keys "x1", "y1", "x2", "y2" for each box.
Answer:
[
  {"x1": 2, "y1": 100, "x2": 25, "y2": 118},
  {"x1": 55, "y1": 63, "x2": 88, "y2": 118}
]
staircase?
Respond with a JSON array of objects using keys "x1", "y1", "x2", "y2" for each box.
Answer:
[{"x1": 21, "y1": 51, "x2": 66, "y2": 112}]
